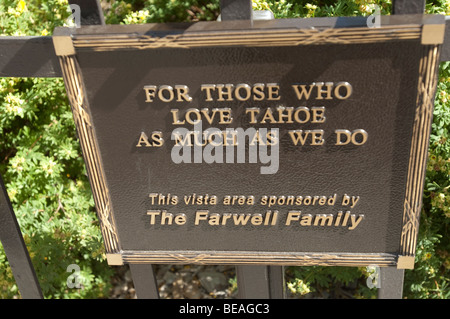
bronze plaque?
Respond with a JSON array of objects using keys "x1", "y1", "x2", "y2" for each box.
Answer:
[{"x1": 53, "y1": 15, "x2": 444, "y2": 269}]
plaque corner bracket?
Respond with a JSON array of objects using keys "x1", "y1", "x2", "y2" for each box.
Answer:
[
  {"x1": 52, "y1": 27, "x2": 76, "y2": 56},
  {"x1": 106, "y1": 252, "x2": 124, "y2": 266},
  {"x1": 421, "y1": 23, "x2": 445, "y2": 45},
  {"x1": 396, "y1": 255, "x2": 415, "y2": 269}
]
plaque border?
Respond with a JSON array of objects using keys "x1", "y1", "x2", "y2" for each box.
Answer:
[{"x1": 54, "y1": 16, "x2": 443, "y2": 269}]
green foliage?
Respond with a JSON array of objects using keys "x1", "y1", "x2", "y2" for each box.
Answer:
[
  {"x1": 285, "y1": 266, "x2": 376, "y2": 298},
  {"x1": 259, "y1": 0, "x2": 391, "y2": 18},
  {"x1": 103, "y1": 0, "x2": 220, "y2": 24},
  {"x1": 426, "y1": 0, "x2": 450, "y2": 15},
  {"x1": 0, "y1": 0, "x2": 71, "y2": 36},
  {"x1": 0, "y1": 0, "x2": 113, "y2": 298}
]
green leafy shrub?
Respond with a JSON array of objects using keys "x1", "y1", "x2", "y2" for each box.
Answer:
[
  {"x1": 103, "y1": 0, "x2": 220, "y2": 24},
  {"x1": 0, "y1": 0, "x2": 113, "y2": 298}
]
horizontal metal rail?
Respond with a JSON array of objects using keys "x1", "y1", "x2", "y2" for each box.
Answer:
[{"x1": 1, "y1": 4, "x2": 450, "y2": 78}]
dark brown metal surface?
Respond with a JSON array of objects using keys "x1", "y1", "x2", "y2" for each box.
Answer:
[
  {"x1": 220, "y1": 0, "x2": 252, "y2": 21},
  {"x1": 378, "y1": 267, "x2": 405, "y2": 299},
  {"x1": 392, "y1": 0, "x2": 426, "y2": 15},
  {"x1": 128, "y1": 264, "x2": 160, "y2": 298},
  {"x1": 0, "y1": 36, "x2": 61, "y2": 77},
  {"x1": 55, "y1": 15, "x2": 443, "y2": 268},
  {"x1": 78, "y1": 42, "x2": 411, "y2": 252}
]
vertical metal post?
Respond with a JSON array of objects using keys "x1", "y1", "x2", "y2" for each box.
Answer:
[
  {"x1": 237, "y1": 266, "x2": 270, "y2": 299},
  {"x1": 378, "y1": 0, "x2": 427, "y2": 300},
  {"x1": 219, "y1": 0, "x2": 285, "y2": 300},
  {"x1": 378, "y1": 268, "x2": 405, "y2": 299},
  {"x1": 0, "y1": 175, "x2": 43, "y2": 299},
  {"x1": 236, "y1": 265, "x2": 285, "y2": 299},
  {"x1": 268, "y1": 266, "x2": 286, "y2": 299},
  {"x1": 220, "y1": 0, "x2": 253, "y2": 21},
  {"x1": 129, "y1": 264, "x2": 160, "y2": 299},
  {"x1": 68, "y1": 0, "x2": 105, "y2": 25}
]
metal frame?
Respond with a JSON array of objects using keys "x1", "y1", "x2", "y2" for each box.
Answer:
[
  {"x1": 52, "y1": 14, "x2": 442, "y2": 272},
  {"x1": 1, "y1": 0, "x2": 449, "y2": 78},
  {"x1": 0, "y1": 0, "x2": 446, "y2": 299}
]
